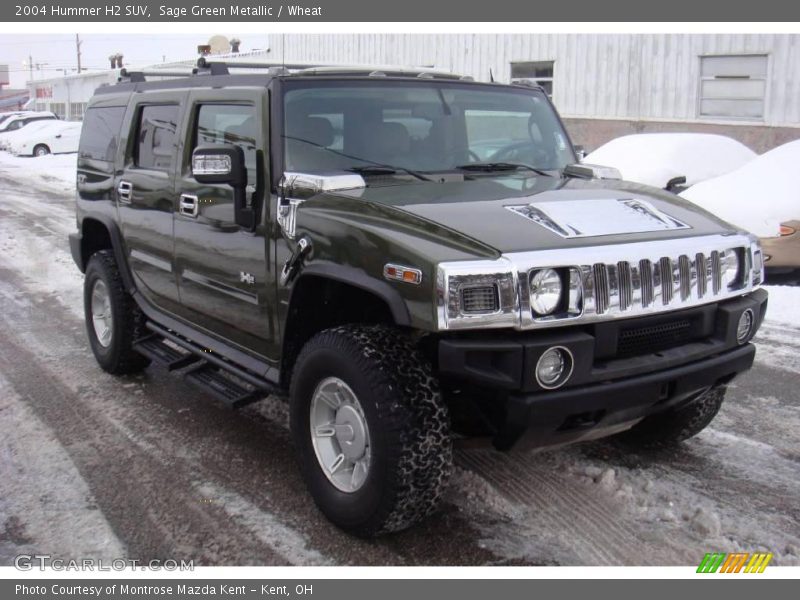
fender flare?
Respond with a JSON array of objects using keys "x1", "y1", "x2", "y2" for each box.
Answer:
[
  {"x1": 74, "y1": 214, "x2": 136, "y2": 293},
  {"x1": 290, "y1": 262, "x2": 412, "y2": 327}
]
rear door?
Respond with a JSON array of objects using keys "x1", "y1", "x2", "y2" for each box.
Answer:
[
  {"x1": 172, "y1": 88, "x2": 276, "y2": 359},
  {"x1": 116, "y1": 92, "x2": 187, "y2": 313}
]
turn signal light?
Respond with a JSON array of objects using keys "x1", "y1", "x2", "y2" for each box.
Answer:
[
  {"x1": 779, "y1": 225, "x2": 796, "y2": 236},
  {"x1": 383, "y1": 264, "x2": 422, "y2": 285}
]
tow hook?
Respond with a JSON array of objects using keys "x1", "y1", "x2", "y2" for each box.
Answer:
[{"x1": 280, "y1": 236, "x2": 312, "y2": 286}]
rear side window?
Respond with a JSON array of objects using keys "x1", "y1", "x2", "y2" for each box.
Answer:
[
  {"x1": 135, "y1": 104, "x2": 179, "y2": 171},
  {"x1": 79, "y1": 106, "x2": 125, "y2": 161}
]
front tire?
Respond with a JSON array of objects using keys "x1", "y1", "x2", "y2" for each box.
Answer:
[
  {"x1": 290, "y1": 324, "x2": 452, "y2": 537},
  {"x1": 83, "y1": 250, "x2": 150, "y2": 374},
  {"x1": 613, "y1": 385, "x2": 727, "y2": 449},
  {"x1": 33, "y1": 144, "x2": 50, "y2": 157}
]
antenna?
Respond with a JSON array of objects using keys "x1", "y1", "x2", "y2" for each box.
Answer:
[{"x1": 489, "y1": 68, "x2": 494, "y2": 83}]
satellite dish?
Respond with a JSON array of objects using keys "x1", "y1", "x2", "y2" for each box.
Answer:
[{"x1": 208, "y1": 35, "x2": 230, "y2": 55}]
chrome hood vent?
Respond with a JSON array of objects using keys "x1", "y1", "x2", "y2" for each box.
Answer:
[{"x1": 506, "y1": 198, "x2": 691, "y2": 239}]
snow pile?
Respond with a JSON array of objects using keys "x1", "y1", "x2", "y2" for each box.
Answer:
[
  {"x1": 0, "y1": 151, "x2": 77, "y2": 195},
  {"x1": 681, "y1": 140, "x2": 800, "y2": 238},
  {"x1": 585, "y1": 133, "x2": 756, "y2": 189},
  {"x1": 762, "y1": 285, "x2": 800, "y2": 327}
]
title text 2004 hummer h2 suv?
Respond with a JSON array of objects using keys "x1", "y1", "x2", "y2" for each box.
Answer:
[{"x1": 70, "y1": 58, "x2": 767, "y2": 536}]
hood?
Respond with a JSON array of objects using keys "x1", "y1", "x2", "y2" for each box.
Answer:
[{"x1": 333, "y1": 175, "x2": 741, "y2": 254}]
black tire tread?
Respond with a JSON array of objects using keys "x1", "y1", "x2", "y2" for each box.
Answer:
[
  {"x1": 84, "y1": 250, "x2": 150, "y2": 375},
  {"x1": 614, "y1": 385, "x2": 727, "y2": 449},
  {"x1": 291, "y1": 324, "x2": 452, "y2": 536}
]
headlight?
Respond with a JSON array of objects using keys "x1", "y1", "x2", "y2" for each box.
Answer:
[
  {"x1": 530, "y1": 268, "x2": 563, "y2": 315},
  {"x1": 720, "y1": 248, "x2": 741, "y2": 289}
]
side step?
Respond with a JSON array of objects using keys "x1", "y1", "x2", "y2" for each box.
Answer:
[
  {"x1": 134, "y1": 322, "x2": 278, "y2": 409},
  {"x1": 184, "y1": 362, "x2": 264, "y2": 409},
  {"x1": 133, "y1": 334, "x2": 201, "y2": 371}
]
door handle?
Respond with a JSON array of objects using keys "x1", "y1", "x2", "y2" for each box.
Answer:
[
  {"x1": 117, "y1": 180, "x2": 133, "y2": 203},
  {"x1": 179, "y1": 194, "x2": 199, "y2": 218}
]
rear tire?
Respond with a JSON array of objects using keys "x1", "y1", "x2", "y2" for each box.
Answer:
[
  {"x1": 83, "y1": 250, "x2": 150, "y2": 375},
  {"x1": 613, "y1": 385, "x2": 727, "y2": 449},
  {"x1": 33, "y1": 144, "x2": 50, "y2": 157},
  {"x1": 290, "y1": 324, "x2": 452, "y2": 537}
]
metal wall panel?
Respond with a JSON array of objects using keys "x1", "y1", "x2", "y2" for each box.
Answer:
[{"x1": 277, "y1": 34, "x2": 799, "y2": 126}]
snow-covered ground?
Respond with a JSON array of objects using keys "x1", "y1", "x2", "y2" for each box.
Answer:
[
  {"x1": 0, "y1": 150, "x2": 798, "y2": 566},
  {"x1": 585, "y1": 133, "x2": 756, "y2": 189},
  {"x1": 681, "y1": 140, "x2": 800, "y2": 238}
]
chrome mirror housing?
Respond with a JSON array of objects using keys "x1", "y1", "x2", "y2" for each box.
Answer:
[{"x1": 563, "y1": 163, "x2": 622, "y2": 181}]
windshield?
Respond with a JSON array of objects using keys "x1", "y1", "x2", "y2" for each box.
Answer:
[{"x1": 282, "y1": 80, "x2": 575, "y2": 175}]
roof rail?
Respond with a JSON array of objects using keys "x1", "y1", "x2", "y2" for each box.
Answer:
[
  {"x1": 116, "y1": 58, "x2": 468, "y2": 84},
  {"x1": 118, "y1": 68, "x2": 194, "y2": 83}
]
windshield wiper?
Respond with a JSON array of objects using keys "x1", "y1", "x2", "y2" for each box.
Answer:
[
  {"x1": 282, "y1": 134, "x2": 433, "y2": 181},
  {"x1": 346, "y1": 164, "x2": 433, "y2": 182},
  {"x1": 455, "y1": 162, "x2": 554, "y2": 177}
]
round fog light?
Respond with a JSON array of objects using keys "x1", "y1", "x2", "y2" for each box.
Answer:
[
  {"x1": 736, "y1": 309, "x2": 754, "y2": 344},
  {"x1": 535, "y1": 346, "x2": 574, "y2": 389}
]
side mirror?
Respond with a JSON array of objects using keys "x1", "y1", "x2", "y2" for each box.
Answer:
[
  {"x1": 192, "y1": 144, "x2": 246, "y2": 187},
  {"x1": 573, "y1": 144, "x2": 587, "y2": 161},
  {"x1": 191, "y1": 144, "x2": 255, "y2": 230},
  {"x1": 563, "y1": 163, "x2": 622, "y2": 181},
  {"x1": 665, "y1": 175, "x2": 687, "y2": 192}
]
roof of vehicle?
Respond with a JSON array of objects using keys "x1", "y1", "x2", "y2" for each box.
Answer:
[{"x1": 94, "y1": 57, "x2": 541, "y2": 96}]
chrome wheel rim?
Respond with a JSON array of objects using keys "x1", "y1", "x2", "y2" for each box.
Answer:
[
  {"x1": 90, "y1": 279, "x2": 113, "y2": 348},
  {"x1": 310, "y1": 377, "x2": 371, "y2": 493}
]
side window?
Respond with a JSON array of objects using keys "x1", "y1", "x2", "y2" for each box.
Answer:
[
  {"x1": 193, "y1": 104, "x2": 257, "y2": 183},
  {"x1": 79, "y1": 106, "x2": 126, "y2": 162},
  {"x1": 135, "y1": 104, "x2": 179, "y2": 171}
]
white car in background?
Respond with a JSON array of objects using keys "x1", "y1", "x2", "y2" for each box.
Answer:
[
  {"x1": 0, "y1": 119, "x2": 68, "y2": 152},
  {"x1": 0, "y1": 111, "x2": 57, "y2": 134},
  {"x1": 681, "y1": 139, "x2": 800, "y2": 271},
  {"x1": 584, "y1": 133, "x2": 757, "y2": 190},
  {"x1": 8, "y1": 120, "x2": 82, "y2": 156}
]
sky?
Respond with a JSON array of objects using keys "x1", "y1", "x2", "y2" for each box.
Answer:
[{"x1": 0, "y1": 34, "x2": 276, "y2": 88}]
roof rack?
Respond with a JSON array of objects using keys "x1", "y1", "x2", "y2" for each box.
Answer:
[{"x1": 117, "y1": 57, "x2": 472, "y2": 84}]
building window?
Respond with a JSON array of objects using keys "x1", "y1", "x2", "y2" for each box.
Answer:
[
  {"x1": 699, "y1": 55, "x2": 767, "y2": 120},
  {"x1": 49, "y1": 102, "x2": 66, "y2": 119},
  {"x1": 510, "y1": 61, "x2": 554, "y2": 96},
  {"x1": 34, "y1": 103, "x2": 46, "y2": 112},
  {"x1": 69, "y1": 102, "x2": 87, "y2": 121}
]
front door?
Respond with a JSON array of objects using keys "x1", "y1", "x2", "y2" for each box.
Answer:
[
  {"x1": 117, "y1": 92, "x2": 186, "y2": 313},
  {"x1": 172, "y1": 89, "x2": 277, "y2": 361}
]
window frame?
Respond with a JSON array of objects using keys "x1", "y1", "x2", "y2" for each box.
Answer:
[{"x1": 697, "y1": 53, "x2": 769, "y2": 122}]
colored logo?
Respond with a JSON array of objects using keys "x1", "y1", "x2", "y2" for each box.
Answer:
[{"x1": 697, "y1": 552, "x2": 773, "y2": 573}]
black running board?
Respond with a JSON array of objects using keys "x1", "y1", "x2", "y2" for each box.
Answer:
[
  {"x1": 133, "y1": 334, "x2": 202, "y2": 371},
  {"x1": 184, "y1": 362, "x2": 263, "y2": 408},
  {"x1": 134, "y1": 322, "x2": 278, "y2": 408}
]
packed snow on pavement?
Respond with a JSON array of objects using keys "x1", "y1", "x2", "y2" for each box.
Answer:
[{"x1": 0, "y1": 150, "x2": 799, "y2": 567}]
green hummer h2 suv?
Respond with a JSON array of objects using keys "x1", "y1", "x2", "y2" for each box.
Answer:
[{"x1": 69, "y1": 58, "x2": 767, "y2": 536}]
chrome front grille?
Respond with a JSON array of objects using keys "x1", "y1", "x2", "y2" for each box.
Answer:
[
  {"x1": 437, "y1": 233, "x2": 760, "y2": 332},
  {"x1": 585, "y1": 248, "x2": 737, "y2": 317}
]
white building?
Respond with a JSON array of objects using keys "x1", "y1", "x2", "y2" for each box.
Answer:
[{"x1": 27, "y1": 34, "x2": 800, "y2": 152}]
